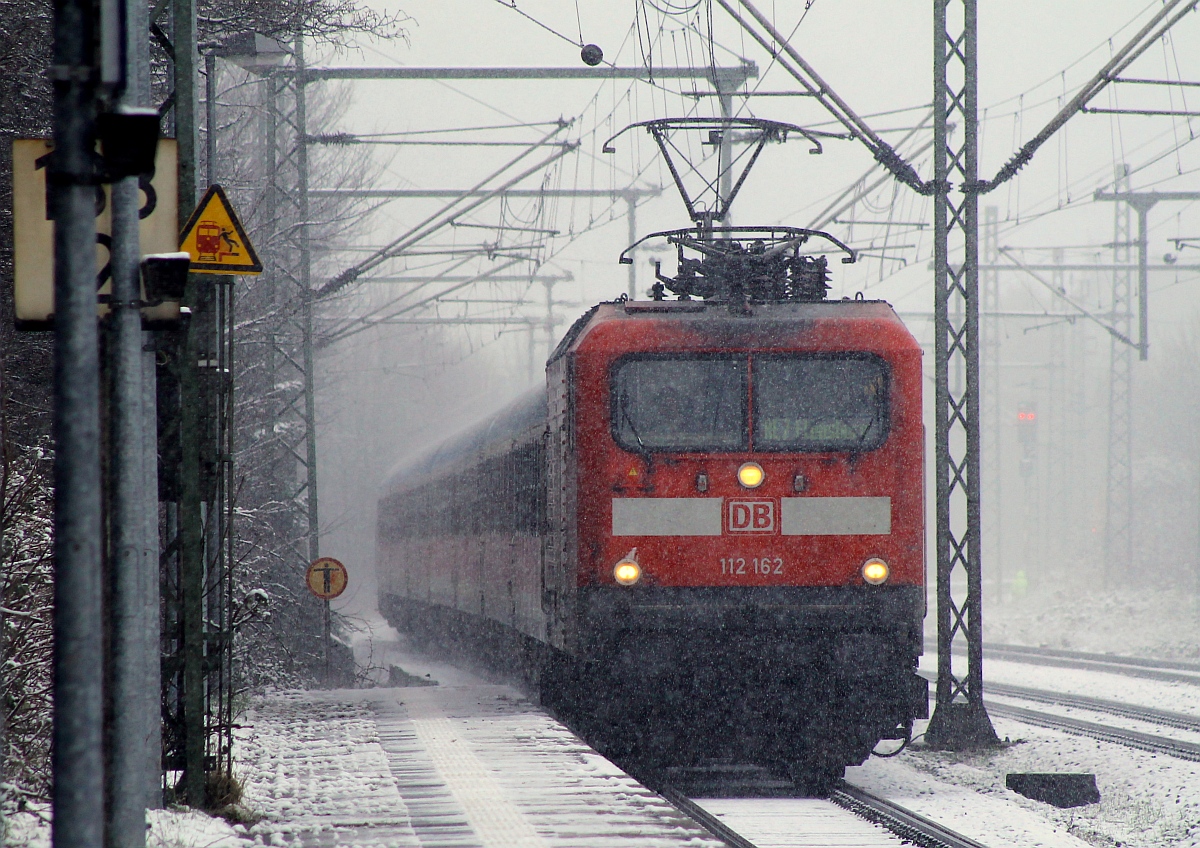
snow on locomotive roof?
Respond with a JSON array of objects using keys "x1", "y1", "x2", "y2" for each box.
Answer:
[{"x1": 549, "y1": 297, "x2": 910, "y2": 365}]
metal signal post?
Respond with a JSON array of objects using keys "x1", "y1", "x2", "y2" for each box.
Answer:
[{"x1": 50, "y1": 0, "x2": 105, "y2": 842}]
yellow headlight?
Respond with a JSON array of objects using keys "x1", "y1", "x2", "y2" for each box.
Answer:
[
  {"x1": 862, "y1": 558, "x2": 889, "y2": 585},
  {"x1": 737, "y1": 462, "x2": 765, "y2": 489},
  {"x1": 614, "y1": 560, "x2": 641, "y2": 586}
]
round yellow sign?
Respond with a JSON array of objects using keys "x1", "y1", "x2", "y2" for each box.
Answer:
[{"x1": 306, "y1": 557, "x2": 348, "y2": 600}]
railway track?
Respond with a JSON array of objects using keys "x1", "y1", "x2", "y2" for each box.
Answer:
[
  {"x1": 652, "y1": 772, "x2": 988, "y2": 848},
  {"x1": 923, "y1": 643, "x2": 1200, "y2": 760},
  {"x1": 931, "y1": 641, "x2": 1200, "y2": 686},
  {"x1": 916, "y1": 672, "x2": 1200, "y2": 762},
  {"x1": 987, "y1": 642, "x2": 1200, "y2": 675},
  {"x1": 919, "y1": 667, "x2": 1200, "y2": 735},
  {"x1": 984, "y1": 700, "x2": 1200, "y2": 762},
  {"x1": 986, "y1": 680, "x2": 1200, "y2": 733},
  {"x1": 829, "y1": 782, "x2": 989, "y2": 848},
  {"x1": 631, "y1": 644, "x2": 1200, "y2": 847}
]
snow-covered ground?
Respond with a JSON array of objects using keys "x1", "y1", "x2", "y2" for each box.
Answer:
[
  {"x1": 4, "y1": 805, "x2": 253, "y2": 848},
  {"x1": 230, "y1": 626, "x2": 723, "y2": 847},
  {"x1": 906, "y1": 584, "x2": 1200, "y2": 847},
  {"x1": 857, "y1": 714, "x2": 1200, "y2": 848},
  {"x1": 960, "y1": 656, "x2": 1200, "y2": 719},
  {"x1": 12, "y1": 593, "x2": 1200, "y2": 848},
  {"x1": 983, "y1": 583, "x2": 1200, "y2": 661}
]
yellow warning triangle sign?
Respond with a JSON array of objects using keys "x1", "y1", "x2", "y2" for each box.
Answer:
[{"x1": 179, "y1": 184, "x2": 262, "y2": 275}]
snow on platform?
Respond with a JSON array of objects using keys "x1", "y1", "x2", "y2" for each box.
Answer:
[{"x1": 234, "y1": 673, "x2": 723, "y2": 847}]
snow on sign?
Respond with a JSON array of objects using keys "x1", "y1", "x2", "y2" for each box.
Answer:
[
  {"x1": 178, "y1": 184, "x2": 262, "y2": 275},
  {"x1": 306, "y1": 557, "x2": 348, "y2": 601}
]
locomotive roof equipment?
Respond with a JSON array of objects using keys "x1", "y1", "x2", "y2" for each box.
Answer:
[
  {"x1": 605, "y1": 117, "x2": 857, "y2": 305},
  {"x1": 621, "y1": 225, "x2": 856, "y2": 304},
  {"x1": 602, "y1": 117, "x2": 843, "y2": 232}
]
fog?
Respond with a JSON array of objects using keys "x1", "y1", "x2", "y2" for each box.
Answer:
[{"x1": 308, "y1": 1, "x2": 1200, "y2": 653}]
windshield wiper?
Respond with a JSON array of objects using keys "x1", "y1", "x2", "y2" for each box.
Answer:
[
  {"x1": 853, "y1": 404, "x2": 884, "y2": 452},
  {"x1": 619, "y1": 394, "x2": 646, "y2": 451}
]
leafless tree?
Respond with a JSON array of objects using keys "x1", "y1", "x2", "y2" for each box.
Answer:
[
  {"x1": 198, "y1": 0, "x2": 409, "y2": 45},
  {"x1": 211, "y1": 58, "x2": 387, "y2": 690},
  {"x1": 0, "y1": 0, "x2": 55, "y2": 808},
  {"x1": 0, "y1": 437, "x2": 54, "y2": 804}
]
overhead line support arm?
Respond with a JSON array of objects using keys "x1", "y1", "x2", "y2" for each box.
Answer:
[
  {"x1": 316, "y1": 129, "x2": 579, "y2": 299},
  {"x1": 311, "y1": 188, "x2": 662, "y2": 199},
  {"x1": 299, "y1": 65, "x2": 758, "y2": 82},
  {"x1": 997, "y1": 248, "x2": 1138, "y2": 348},
  {"x1": 716, "y1": 0, "x2": 932, "y2": 194},
  {"x1": 980, "y1": 0, "x2": 1199, "y2": 192}
]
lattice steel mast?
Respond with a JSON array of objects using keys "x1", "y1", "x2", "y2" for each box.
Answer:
[
  {"x1": 1107, "y1": 165, "x2": 1134, "y2": 583},
  {"x1": 925, "y1": 0, "x2": 998, "y2": 747}
]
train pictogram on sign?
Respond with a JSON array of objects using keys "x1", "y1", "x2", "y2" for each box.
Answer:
[
  {"x1": 178, "y1": 184, "x2": 262, "y2": 275},
  {"x1": 306, "y1": 557, "x2": 348, "y2": 601}
]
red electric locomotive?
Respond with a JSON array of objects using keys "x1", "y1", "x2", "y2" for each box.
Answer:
[{"x1": 377, "y1": 226, "x2": 928, "y2": 789}]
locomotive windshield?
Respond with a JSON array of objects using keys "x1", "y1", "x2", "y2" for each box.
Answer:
[
  {"x1": 612, "y1": 356, "x2": 747, "y2": 451},
  {"x1": 611, "y1": 354, "x2": 889, "y2": 452},
  {"x1": 753, "y1": 355, "x2": 889, "y2": 451}
]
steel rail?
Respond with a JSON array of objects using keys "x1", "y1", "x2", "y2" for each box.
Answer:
[
  {"x1": 657, "y1": 780, "x2": 989, "y2": 848},
  {"x1": 986, "y1": 643, "x2": 1200, "y2": 674},
  {"x1": 928, "y1": 641, "x2": 1200, "y2": 685},
  {"x1": 984, "y1": 647, "x2": 1200, "y2": 686},
  {"x1": 986, "y1": 702, "x2": 1200, "y2": 762},
  {"x1": 831, "y1": 782, "x2": 990, "y2": 848},
  {"x1": 986, "y1": 681, "x2": 1200, "y2": 733},
  {"x1": 656, "y1": 786, "x2": 759, "y2": 848},
  {"x1": 918, "y1": 668, "x2": 1200, "y2": 733}
]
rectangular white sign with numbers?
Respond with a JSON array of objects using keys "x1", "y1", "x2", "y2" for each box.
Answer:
[{"x1": 12, "y1": 138, "x2": 180, "y2": 327}]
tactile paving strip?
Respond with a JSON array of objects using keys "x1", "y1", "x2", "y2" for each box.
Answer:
[{"x1": 373, "y1": 684, "x2": 724, "y2": 848}]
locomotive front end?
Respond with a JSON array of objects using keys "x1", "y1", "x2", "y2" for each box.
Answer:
[{"x1": 559, "y1": 298, "x2": 927, "y2": 784}]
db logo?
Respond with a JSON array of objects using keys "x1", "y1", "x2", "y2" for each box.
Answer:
[{"x1": 727, "y1": 500, "x2": 776, "y2": 533}]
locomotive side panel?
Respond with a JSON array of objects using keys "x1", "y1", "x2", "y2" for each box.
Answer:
[{"x1": 543, "y1": 354, "x2": 577, "y2": 652}]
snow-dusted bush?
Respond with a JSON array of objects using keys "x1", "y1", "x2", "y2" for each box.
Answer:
[{"x1": 0, "y1": 440, "x2": 54, "y2": 802}]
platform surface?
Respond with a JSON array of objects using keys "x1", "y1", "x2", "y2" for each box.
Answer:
[{"x1": 234, "y1": 645, "x2": 723, "y2": 848}]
